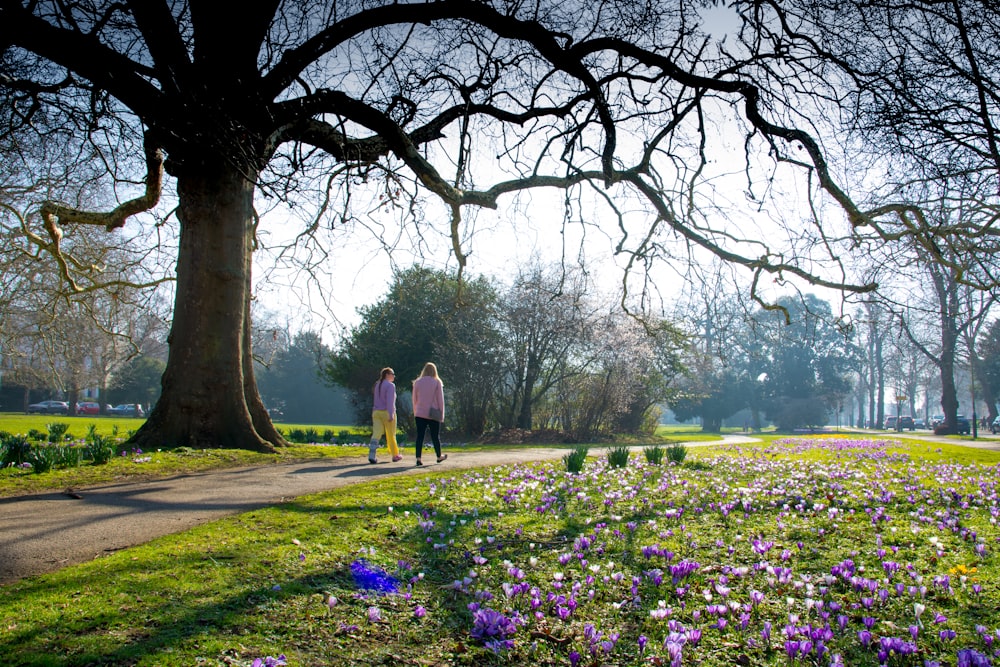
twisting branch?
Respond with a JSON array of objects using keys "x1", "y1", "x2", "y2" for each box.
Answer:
[{"x1": 26, "y1": 136, "x2": 165, "y2": 292}]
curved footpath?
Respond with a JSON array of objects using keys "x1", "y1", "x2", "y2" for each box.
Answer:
[{"x1": 1, "y1": 432, "x2": 995, "y2": 586}]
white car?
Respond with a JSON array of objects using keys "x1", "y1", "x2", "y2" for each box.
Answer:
[{"x1": 26, "y1": 400, "x2": 69, "y2": 414}]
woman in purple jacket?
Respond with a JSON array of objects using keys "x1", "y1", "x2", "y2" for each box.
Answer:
[
  {"x1": 368, "y1": 367, "x2": 402, "y2": 464},
  {"x1": 411, "y1": 362, "x2": 447, "y2": 466}
]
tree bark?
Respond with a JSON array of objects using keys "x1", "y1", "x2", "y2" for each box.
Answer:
[
  {"x1": 243, "y1": 250, "x2": 288, "y2": 447},
  {"x1": 130, "y1": 160, "x2": 276, "y2": 452},
  {"x1": 938, "y1": 326, "x2": 960, "y2": 432},
  {"x1": 516, "y1": 355, "x2": 540, "y2": 429},
  {"x1": 702, "y1": 416, "x2": 722, "y2": 433},
  {"x1": 934, "y1": 268, "x2": 961, "y2": 434}
]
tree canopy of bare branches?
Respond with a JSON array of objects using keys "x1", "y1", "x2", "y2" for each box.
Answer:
[{"x1": 2, "y1": 0, "x2": 997, "y2": 449}]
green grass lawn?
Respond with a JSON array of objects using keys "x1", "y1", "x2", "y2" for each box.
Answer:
[
  {"x1": 2, "y1": 434, "x2": 999, "y2": 666},
  {"x1": 0, "y1": 412, "x2": 147, "y2": 438}
]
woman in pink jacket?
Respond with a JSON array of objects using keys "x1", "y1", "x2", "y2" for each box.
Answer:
[{"x1": 411, "y1": 362, "x2": 447, "y2": 466}]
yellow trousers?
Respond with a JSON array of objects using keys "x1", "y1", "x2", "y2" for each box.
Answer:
[{"x1": 371, "y1": 410, "x2": 399, "y2": 457}]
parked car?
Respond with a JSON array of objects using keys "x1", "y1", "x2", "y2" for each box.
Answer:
[
  {"x1": 913, "y1": 418, "x2": 926, "y2": 429},
  {"x1": 931, "y1": 415, "x2": 946, "y2": 428},
  {"x1": 108, "y1": 403, "x2": 145, "y2": 417},
  {"x1": 76, "y1": 401, "x2": 101, "y2": 415},
  {"x1": 955, "y1": 415, "x2": 971, "y2": 435},
  {"x1": 884, "y1": 416, "x2": 897, "y2": 430},
  {"x1": 26, "y1": 400, "x2": 69, "y2": 415},
  {"x1": 898, "y1": 415, "x2": 915, "y2": 430}
]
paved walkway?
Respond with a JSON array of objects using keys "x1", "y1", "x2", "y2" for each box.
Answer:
[{"x1": 1, "y1": 432, "x2": 995, "y2": 586}]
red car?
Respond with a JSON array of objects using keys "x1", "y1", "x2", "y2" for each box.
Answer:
[{"x1": 76, "y1": 401, "x2": 101, "y2": 415}]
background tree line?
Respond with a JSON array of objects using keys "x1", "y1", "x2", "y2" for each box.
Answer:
[
  {"x1": 670, "y1": 262, "x2": 1000, "y2": 436},
  {"x1": 7, "y1": 249, "x2": 1000, "y2": 437},
  {"x1": 322, "y1": 263, "x2": 687, "y2": 439}
]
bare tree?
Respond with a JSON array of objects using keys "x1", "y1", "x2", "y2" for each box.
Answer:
[
  {"x1": 892, "y1": 254, "x2": 980, "y2": 434},
  {"x1": 543, "y1": 310, "x2": 685, "y2": 438},
  {"x1": 959, "y1": 286, "x2": 996, "y2": 434},
  {"x1": 884, "y1": 323, "x2": 932, "y2": 424},
  {"x1": 6, "y1": 1, "x2": 996, "y2": 450},
  {"x1": 497, "y1": 262, "x2": 593, "y2": 430},
  {"x1": 777, "y1": 0, "x2": 1000, "y2": 288}
]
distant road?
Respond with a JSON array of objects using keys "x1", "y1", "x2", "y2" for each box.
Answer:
[{"x1": 836, "y1": 427, "x2": 1000, "y2": 450}]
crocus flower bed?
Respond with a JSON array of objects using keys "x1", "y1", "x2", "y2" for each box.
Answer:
[{"x1": 310, "y1": 437, "x2": 998, "y2": 666}]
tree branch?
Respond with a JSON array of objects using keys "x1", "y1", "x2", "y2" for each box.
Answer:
[{"x1": 32, "y1": 137, "x2": 163, "y2": 291}]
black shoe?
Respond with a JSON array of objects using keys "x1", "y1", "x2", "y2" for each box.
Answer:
[
  {"x1": 437, "y1": 454, "x2": 448, "y2": 463},
  {"x1": 415, "y1": 459, "x2": 422, "y2": 466},
  {"x1": 368, "y1": 458, "x2": 377, "y2": 464}
]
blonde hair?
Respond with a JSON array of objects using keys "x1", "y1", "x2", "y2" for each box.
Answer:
[{"x1": 418, "y1": 362, "x2": 438, "y2": 379}]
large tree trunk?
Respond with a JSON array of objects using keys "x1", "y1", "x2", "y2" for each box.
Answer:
[
  {"x1": 702, "y1": 415, "x2": 722, "y2": 433},
  {"x1": 934, "y1": 269, "x2": 961, "y2": 434},
  {"x1": 516, "y1": 356, "x2": 540, "y2": 429},
  {"x1": 938, "y1": 327, "x2": 960, "y2": 432},
  {"x1": 130, "y1": 161, "x2": 276, "y2": 452}
]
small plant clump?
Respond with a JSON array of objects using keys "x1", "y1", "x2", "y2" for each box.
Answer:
[
  {"x1": 84, "y1": 434, "x2": 117, "y2": 465},
  {"x1": 1, "y1": 433, "x2": 32, "y2": 467},
  {"x1": 56, "y1": 444, "x2": 84, "y2": 468},
  {"x1": 46, "y1": 422, "x2": 71, "y2": 442},
  {"x1": 666, "y1": 442, "x2": 688, "y2": 463},
  {"x1": 607, "y1": 444, "x2": 631, "y2": 468},
  {"x1": 26, "y1": 445, "x2": 60, "y2": 474},
  {"x1": 563, "y1": 444, "x2": 588, "y2": 473},
  {"x1": 643, "y1": 443, "x2": 665, "y2": 464}
]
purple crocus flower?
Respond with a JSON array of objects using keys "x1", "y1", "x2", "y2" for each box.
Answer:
[
  {"x1": 251, "y1": 656, "x2": 287, "y2": 667},
  {"x1": 957, "y1": 648, "x2": 993, "y2": 667},
  {"x1": 470, "y1": 607, "x2": 522, "y2": 643}
]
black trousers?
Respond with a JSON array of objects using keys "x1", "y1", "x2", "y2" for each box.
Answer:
[{"x1": 414, "y1": 417, "x2": 441, "y2": 460}]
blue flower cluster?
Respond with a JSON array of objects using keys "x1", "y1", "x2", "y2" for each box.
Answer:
[{"x1": 350, "y1": 559, "x2": 400, "y2": 595}]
